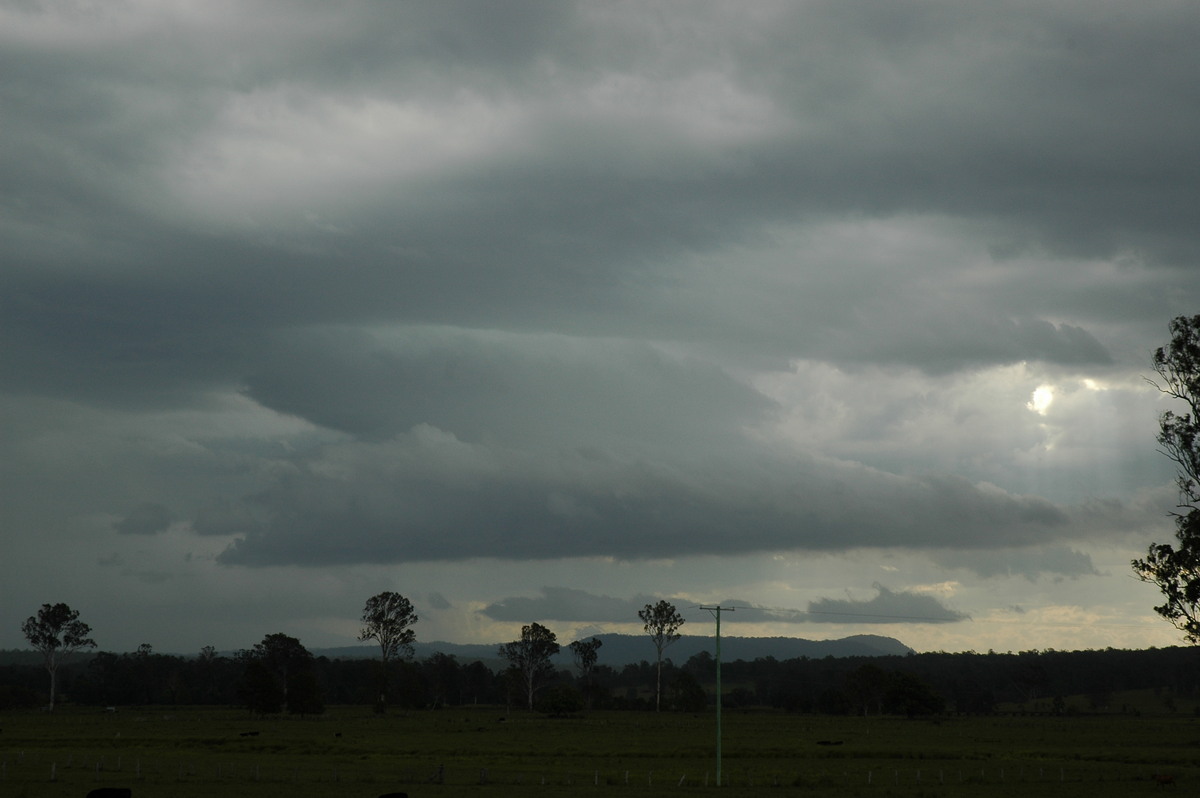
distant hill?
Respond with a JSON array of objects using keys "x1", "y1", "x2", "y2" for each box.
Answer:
[
  {"x1": 0, "y1": 634, "x2": 913, "y2": 667},
  {"x1": 314, "y1": 633, "x2": 913, "y2": 668}
]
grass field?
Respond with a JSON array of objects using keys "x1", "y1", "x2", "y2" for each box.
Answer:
[{"x1": 3, "y1": 704, "x2": 1199, "y2": 797}]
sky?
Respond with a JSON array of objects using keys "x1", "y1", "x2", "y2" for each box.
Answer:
[{"x1": 3, "y1": 0, "x2": 1199, "y2": 658}]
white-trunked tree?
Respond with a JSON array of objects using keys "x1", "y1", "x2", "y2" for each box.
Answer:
[{"x1": 21, "y1": 602, "x2": 96, "y2": 712}]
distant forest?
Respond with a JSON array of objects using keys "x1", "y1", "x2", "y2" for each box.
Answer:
[{"x1": 3, "y1": 645, "x2": 1198, "y2": 717}]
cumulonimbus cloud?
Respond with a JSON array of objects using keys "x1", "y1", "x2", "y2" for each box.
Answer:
[{"x1": 210, "y1": 426, "x2": 1082, "y2": 567}]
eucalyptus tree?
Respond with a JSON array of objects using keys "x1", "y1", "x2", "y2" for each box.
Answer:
[
  {"x1": 358, "y1": 591, "x2": 418, "y2": 710},
  {"x1": 1133, "y1": 315, "x2": 1200, "y2": 642},
  {"x1": 639, "y1": 600, "x2": 685, "y2": 712},
  {"x1": 246, "y1": 632, "x2": 315, "y2": 713},
  {"x1": 499, "y1": 622, "x2": 560, "y2": 710},
  {"x1": 569, "y1": 636, "x2": 603, "y2": 708},
  {"x1": 20, "y1": 602, "x2": 96, "y2": 711}
]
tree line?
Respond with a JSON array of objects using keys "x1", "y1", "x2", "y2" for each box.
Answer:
[
  {"x1": 5, "y1": 634, "x2": 1200, "y2": 718},
  {"x1": 11, "y1": 595, "x2": 689, "y2": 717}
]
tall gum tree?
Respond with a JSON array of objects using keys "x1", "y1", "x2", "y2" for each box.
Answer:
[
  {"x1": 640, "y1": 600, "x2": 685, "y2": 712},
  {"x1": 359, "y1": 591, "x2": 418, "y2": 711},
  {"x1": 1133, "y1": 314, "x2": 1200, "y2": 641},
  {"x1": 499, "y1": 622, "x2": 559, "y2": 710},
  {"x1": 20, "y1": 603, "x2": 96, "y2": 712},
  {"x1": 569, "y1": 636, "x2": 603, "y2": 707}
]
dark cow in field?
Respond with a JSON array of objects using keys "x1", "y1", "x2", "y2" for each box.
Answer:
[{"x1": 86, "y1": 788, "x2": 132, "y2": 798}]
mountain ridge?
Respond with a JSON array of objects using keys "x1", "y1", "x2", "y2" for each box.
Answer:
[{"x1": 317, "y1": 633, "x2": 913, "y2": 667}]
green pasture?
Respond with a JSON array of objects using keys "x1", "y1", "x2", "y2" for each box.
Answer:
[{"x1": 2, "y1": 705, "x2": 1198, "y2": 797}]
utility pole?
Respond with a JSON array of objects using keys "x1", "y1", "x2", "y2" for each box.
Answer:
[{"x1": 699, "y1": 605, "x2": 734, "y2": 786}]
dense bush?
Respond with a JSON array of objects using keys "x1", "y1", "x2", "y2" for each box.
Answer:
[{"x1": 5, "y1": 644, "x2": 1199, "y2": 716}]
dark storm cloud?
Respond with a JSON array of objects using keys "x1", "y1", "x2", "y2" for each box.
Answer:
[
  {"x1": 4, "y1": 1, "x2": 1197, "y2": 405},
  {"x1": 752, "y1": 3, "x2": 1200, "y2": 263},
  {"x1": 211, "y1": 433, "x2": 1077, "y2": 567},
  {"x1": 125, "y1": 569, "x2": 173, "y2": 585},
  {"x1": 830, "y1": 317, "x2": 1113, "y2": 374},
  {"x1": 191, "y1": 499, "x2": 266, "y2": 538},
  {"x1": 241, "y1": 326, "x2": 770, "y2": 446},
  {"x1": 481, "y1": 588, "x2": 669, "y2": 623},
  {"x1": 933, "y1": 545, "x2": 1101, "y2": 581},
  {"x1": 4, "y1": 0, "x2": 1200, "y2": 584},
  {"x1": 113, "y1": 502, "x2": 173, "y2": 536},
  {"x1": 806, "y1": 585, "x2": 969, "y2": 624}
]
